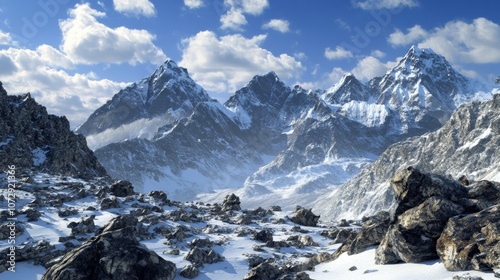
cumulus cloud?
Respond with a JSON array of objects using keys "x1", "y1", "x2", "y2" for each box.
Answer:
[
  {"x1": 352, "y1": 56, "x2": 397, "y2": 80},
  {"x1": 184, "y1": 0, "x2": 204, "y2": 9},
  {"x1": 60, "y1": 3, "x2": 166, "y2": 65},
  {"x1": 388, "y1": 18, "x2": 500, "y2": 64},
  {"x1": 113, "y1": 0, "x2": 156, "y2": 17},
  {"x1": 0, "y1": 29, "x2": 16, "y2": 46},
  {"x1": 324, "y1": 46, "x2": 353, "y2": 60},
  {"x1": 0, "y1": 47, "x2": 127, "y2": 127},
  {"x1": 388, "y1": 25, "x2": 427, "y2": 46},
  {"x1": 353, "y1": 0, "x2": 419, "y2": 10},
  {"x1": 220, "y1": 0, "x2": 269, "y2": 30},
  {"x1": 262, "y1": 19, "x2": 290, "y2": 33},
  {"x1": 220, "y1": 8, "x2": 247, "y2": 31},
  {"x1": 179, "y1": 30, "x2": 304, "y2": 95}
]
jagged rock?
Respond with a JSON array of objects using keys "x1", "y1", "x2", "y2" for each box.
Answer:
[
  {"x1": 0, "y1": 240, "x2": 55, "y2": 272},
  {"x1": 247, "y1": 255, "x2": 266, "y2": 268},
  {"x1": 390, "y1": 167, "x2": 468, "y2": 217},
  {"x1": 58, "y1": 207, "x2": 79, "y2": 217},
  {"x1": 286, "y1": 235, "x2": 318, "y2": 248},
  {"x1": 437, "y1": 204, "x2": 500, "y2": 271},
  {"x1": 23, "y1": 208, "x2": 42, "y2": 221},
  {"x1": 189, "y1": 238, "x2": 213, "y2": 248},
  {"x1": 349, "y1": 266, "x2": 358, "y2": 271},
  {"x1": 254, "y1": 229, "x2": 273, "y2": 243},
  {"x1": 290, "y1": 206, "x2": 319, "y2": 227},
  {"x1": 463, "y1": 180, "x2": 500, "y2": 212},
  {"x1": 68, "y1": 215, "x2": 95, "y2": 236},
  {"x1": 458, "y1": 175, "x2": 470, "y2": 186},
  {"x1": 100, "y1": 197, "x2": 119, "y2": 210},
  {"x1": 180, "y1": 264, "x2": 199, "y2": 278},
  {"x1": 397, "y1": 196, "x2": 464, "y2": 238},
  {"x1": 109, "y1": 180, "x2": 135, "y2": 197},
  {"x1": 42, "y1": 214, "x2": 176, "y2": 280},
  {"x1": 0, "y1": 222, "x2": 24, "y2": 240},
  {"x1": 376, "y1": 224, "x2": 437, "y2": 264},
  {"x1": 222, "y1": 193, "x2": 241, "y2": 211},
  {"x1": 148, "y1": 190, "x2": 168, "y2": 203},
  {"x1": 244, "y1": 259, "x2": 281, "y2": 280},
  {"x1": 452, "y1": 274, "x2": 484, "y2": 280},
  {"x1": 320, "y1": 228, "x2": 359, "y2": 244},
  {"x1": 184, "y1": 247, "x2": 224, "y2": 267},
  {"x1": 0, "y1": 83, "x2": 107, "y2": 177},
  {"x1": 347, "y1": 211, "x2": 391, "y2": 255}
]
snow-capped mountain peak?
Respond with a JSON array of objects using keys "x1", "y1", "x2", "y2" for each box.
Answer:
[{"x1": 323, "y1": 73, "x2": 374, "y2": 104}]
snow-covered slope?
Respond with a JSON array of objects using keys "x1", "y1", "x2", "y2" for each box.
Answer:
[{"x1": 314, "y1": 91, "x2": 500, "y2": 221}]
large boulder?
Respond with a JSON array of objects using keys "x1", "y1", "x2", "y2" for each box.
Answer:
[
  {"x1": 390, "y1": 167, "x2": 468, "y2": 217},
  {"x1": 376, "y1": 168, "x2": 468, "y2": 264},
  {"x1": 290, "y1": 207, "x2": 319, "y2": 227},
  {"x1": 109, "y1": 180, "x2": 135, "y2": 197},
  {"x1": 222, "y1": 193, "x2": 241, "y2": 211},
  {"x1": 42, "y1": 214, "x2": 176, "y2": 280},
  {"x1": 436, "y1": 204, "x2": 500, "y2": 271}
]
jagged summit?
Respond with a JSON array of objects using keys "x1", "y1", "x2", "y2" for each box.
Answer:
[
  {"x1": 77, "y1": 59, "x2": 210, "y2": 147},
  {"x1": 323, "y1": 73, "x2": 374, "y2": 104}
]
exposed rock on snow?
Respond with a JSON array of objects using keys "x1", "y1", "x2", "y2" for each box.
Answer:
[
  {"x1": 290, "y1": 206, "x2": 320, "y2": 227},
  {"x1": 42, "y1": 214, "x2": 176, "y2": 280}
]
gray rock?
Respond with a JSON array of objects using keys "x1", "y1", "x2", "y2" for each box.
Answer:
[
  {"x1": 290, "y1": 206, "x2": 319, "y2": 227},
  {"x1": 180, "y1": 264, "x2": 199, "y2": 278},
  {"x1": 100, "y1": 197, "x2": 119, "y2": 210},
  {"x1": 184, "y1": 247, "x2": 224, "y2": 267},
  {"x1": 437, "y1": 204, "x2": 500, "y2": 271},
  {"x1": 0, "y1": 222, "x2": 24, "y2": 240},
  {"x1": 109, "y1": 180, "x2": 135, "y2": 197},
  {"x1": 244, "y1": 259, "x2": 281, "y2": 280},
  {"x1": 222, "y1": 193, "x2": 241, "y2": 211},
  {"x1": 254, "y1": 229, "x2": 273, "y2": 243},
  {"x1": 42, "y1": 214, "x2": 176, "y2": 280}
]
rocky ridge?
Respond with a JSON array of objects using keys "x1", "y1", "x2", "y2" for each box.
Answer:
[
  {"x1": 0, "y1": 82, "x2": 107, "y2": 178},
  {"x1": 315, "y1": 89, "x2": 500, "y2": 221}
]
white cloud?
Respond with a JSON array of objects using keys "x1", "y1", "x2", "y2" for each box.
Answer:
[
  {"x1": 113, "y1": 0, "x2": 156, "y2": 17},
  {"x1": 241, "y1": 0, "x2": 269, "y2": 15},
  {"x1": 220, "y1": 0, "x2": 269, "y2": 30},
  {"x1": 388, "y1": 25, "x2": 427, "y2": 46},
  {"x1": 184, "y1": 0, "x2": 204, "y2": 9},
  {"x1": 220, "y1": 8, "x2": 247, "y2": 31},
  {"x1": 371, "y1": 50, "x2": 386, "y2": 58},
  {"x1": 0, "y1": 29, "x2": 16, "y2": 46},
  {"x1": 179, "y1": 31, "x2": 304, "y2": 95},
  {"x1": 262, "y1": 19, "x2": 290, "y2": 33},
  {"x1": 388, "y1": 18, "x2": 500, "y2": 64},
  {"x1": 324, "y1": 46, "x2": 353, "y2": 60},
  {"x1": 60, "y1": 3, "x2": 166, "y2": 65},
  {"x1": 0, "y1": 47, "x2": 127, "y2": 128},
  {"x1": 353, "y1": 0, "x2": 418, "y2": 10},
  {"x1": 352, "y1": 56, "x2": 397, "y2": 80}
]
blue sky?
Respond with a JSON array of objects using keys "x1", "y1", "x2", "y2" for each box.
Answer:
[{"x1": 0, "y1": 0, "x2": 499, "y2": 128}]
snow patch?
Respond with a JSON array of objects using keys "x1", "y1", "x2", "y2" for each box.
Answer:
[
  {"x1": 340, "y1": 101, "x2": 389, "y2": 127},
  {"x1": 32, "y1": 148, "x2": 48, "y2": 166}
]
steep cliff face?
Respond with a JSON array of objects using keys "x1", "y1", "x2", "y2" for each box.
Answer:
[
  {"x1": 0, "y1": 82, "x2": 107, "y2": 178},
  {"x1": 314, "y1": 92, "x2": 500, "y2": 220}
]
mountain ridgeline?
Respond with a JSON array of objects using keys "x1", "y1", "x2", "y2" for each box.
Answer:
[
  {"x1": 0, "y1": 82, "x2": 106, "y2": 178},
  {"x1": 77, "y1": 46, "x2": 496, "y2": 212}
]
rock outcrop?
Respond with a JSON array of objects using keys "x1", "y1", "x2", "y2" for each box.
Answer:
[
  {"x1": 370, "y1": 167, "x2": 500, "y2": 272},
  {"x1": 290, "y1": 207, "x2": 320, "y2": 227},
  {"x1": 0, "y1": 82, "x2": 107, "y2": 178},
  {"x1": 42, "y1": 215, "x2": 176, "y2": 280}
]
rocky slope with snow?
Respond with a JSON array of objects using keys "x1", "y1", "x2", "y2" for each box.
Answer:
[
  {"x1": 314, "y1": 91, "x2": 500, "y2": 220},
  {"x1": 0, "y1": 82, "x2": 106, "y2": 178}
]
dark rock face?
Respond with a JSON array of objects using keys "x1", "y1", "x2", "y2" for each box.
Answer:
[
  {"x1": 222, "y1": 193, "x2": 241, "y2": 211},
  {"x1": 109, "y1": 180, "x2": 135, "y2": 197},
  {"x1": 42, "y1": 214, "x2": 176, "y2": 280},
  {"x1": 184, "y1": 247, "x2": 224, "y2": 267},
  {"x1": 437, "y1": 204, "x2": 500, "y2": 271},
  {"x1": 376, "y1": 168, "x2": 468, "y2": 264},
  {"x1": 243, "y1": 259, "x2": 281, "y2": 280},
  {"x1": 180, "y1": 264, "x2": 199, "y2": 278},
  {"x1": 0, "y1": 82, "x2": 107, "y2": 178},
  {"x1": 370, "y1": 167, "x2": 500, "y2": 272},
  {"x1": 290, "y1": 207, "x2": 319, "y2": 227}
]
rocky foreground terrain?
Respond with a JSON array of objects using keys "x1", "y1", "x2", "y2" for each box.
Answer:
[{"x1": 0, "y1": 166, "x2": 499, "y2": 279}]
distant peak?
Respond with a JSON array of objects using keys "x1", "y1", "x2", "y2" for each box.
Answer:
[
  {"x1": 407, "y1": 45, "x2": 437, "y2": 57},
  {"x1": 162, "y1": 59, "x2": 178, "y2": 67},
  {"x1": 262, "y1": 71, "x2": 280, "y2": 80}
]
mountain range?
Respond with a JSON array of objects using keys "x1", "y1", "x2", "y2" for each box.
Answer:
[{"x1": 76, "y1": 46, "x2": 495, "y2": 213}]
